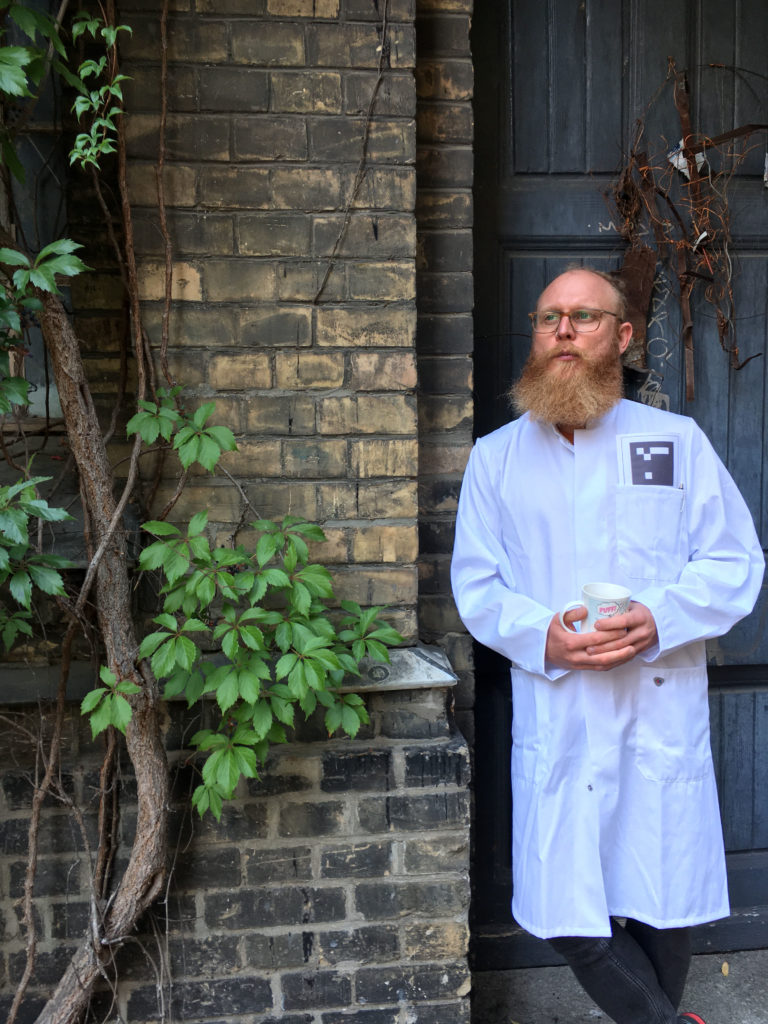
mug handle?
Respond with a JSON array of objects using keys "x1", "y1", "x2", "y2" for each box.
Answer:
[{"x1": 559, "y1": 601, "x2": 585, "y2": 631}]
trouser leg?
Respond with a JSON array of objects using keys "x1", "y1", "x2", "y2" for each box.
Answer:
[
  {"x1": 549, "y1": 918, "x2": 689, "y2": 1024},
  {"x1": 625, "y1": 918, "x2": 692, "y2": 1010}
]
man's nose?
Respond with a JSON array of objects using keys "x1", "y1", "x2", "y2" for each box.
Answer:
[{"x1": 555, "y1": 313, "x2": 574, "y2": 339}]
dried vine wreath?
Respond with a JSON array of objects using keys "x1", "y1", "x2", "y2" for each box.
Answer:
[{"x1": 606, "y1": 57, "x2": 767, "y2": 401}]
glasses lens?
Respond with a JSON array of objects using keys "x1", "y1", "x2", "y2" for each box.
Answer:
[{"x1": 570, "y1": 310, "x2": 601, "y2": 332}]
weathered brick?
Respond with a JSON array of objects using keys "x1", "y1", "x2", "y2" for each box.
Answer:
[
  {"x1": 219, "y1": 440, "x2": 281, "y2": 477},
  {"x1": 203, "y1": 260, "x2": 276, "y2": 302},
  {"x1": 282, "y1": 970, "x2": 352, "y2": 1010},
  {"x1": 308, "y1": 24, "x2": 415, "y2": 69},
  {"x1": 163, "y1": 935, "x2": 243, "y2": 979},
  {"x1": 317, "y1": 307, "x2": 415, "y2": 349},
  {"x1": 403, "y1": 836, "x2": 468, "y2": 874},
  {"x1": 416, "y1": 190, "x2": 473, "y2": 230},
  {"x1": 121, "y1": 16, "x2": 228, "y2": 61},
  {"x1": 352, "y1": 525, "x2": 418, "y2": 563},
  {"x1": 232, "y1": 22, "x2": 305, "y2": 66},
  {"x1": 400, "y1": 1001, "x2": 471, "y2": 1024},
  {"x1": 137, "y1": 261, "x2": 202, "y2": 302},
  {"x1": 343, "y1": 0, "x2": 414, "y2": 18},
  {"x1": 321, "y1": 1010, "x2": 398, "y2": 1024},
  {"x1": 208, "y1": 353, "x2": 272, "y2": 390},
  {"x1": 331, "y1": 566, "x2": 417, "y2": 607},
  {"x1": 273, "y1": 168, "x2": 342, "y2": 210},
  {"x1": 9, "y1": 947, "x2": 79, "y2": 986},
  {"x1": 9, "y1": 858, "x2": 82, "y2": 898},
  {"x1": 417, "y1": 102, "x2": 473, "y2": 145},
  {"x1": 355, "y1": 878, "x2": 468, "y2": 921},
  {"x1": 198, "y1": 69, "x2": 270, "y2": 112},
  {"x1": 126, "y1": 162, "x2": 198, "y2": 208},
  {"x1": 275, "y1": 352, "x2": 345, "y2": 389},
  {"x1": 310, "y1": 119, "x2": 415, "y2": 164},
  {"x1": 237, "y1": 480, "x2": 318, "y2": 522},
  {"x1": 321, "y1": 751, "x2": 392, "y2": 792},
  {"x1": 316, "y1": 924, "x2": 399, "y2": 963},
  {"x1": 127, "y1": 977, "x2": 272, "y2": 1019},
  {"x1": 277, "y1": 260, "x2": 345, "y2": 303},
  {"x1": 348, "y1": 261, "x2": 415, "y2": 302},
  {"x1": 418, "y1": 396, "x2": 472, "y2": 433},
  {"x1": 237, "y1": 214, "x2": 312, "y2": 256},
  {"x1": 320, "y1": 841, "x2": 392, "y2": 878},
  {"x1": 246, "y1": 395, "x2": 316, "y2": 435},
  {"x1": 205, "y1": 886, "x2": 346, "y2": 929},
  {"x1": 358, "y1": 481, "x2": 417, "y2": 518},
  {"x1": 271, "y1": 71, "x2": 343, "y2": 113},
  {"x1": 317, "y1": 481, "x2": 359, "y2": 518},
  {"x1": 173, "y1": 847, "x2": 241, "y2": 891},
  {"x1": 358, "y1": 791, "x2": 468, "y2": 833},
  {"x1": 418, "y1": 230, "x2": 472, "y2": 273},
  {"x1": 268, "y1": 0, "x2": 339, "y2": 17},
  {"x1": 142, "y1": 306, "x2": 239, "y2": 349},
  {"x1": 281, "y1": 439, "x2": 348, "y2": 478},
  {"x1": 317, "y1": 395, "x2": 416, "y2": 435},
  {"x1": 403, "y1": 921, "x2": 469, "y2": 960},
  {"x1": 244, "y1": 846, "x2": 313, "y2": 884},
  {"x1": 50, "y1": 901, "x2": 89, "y2": 940},
  {"x1": 239, "y1": 306, "x2": 313, "y2": 346},
  {"x1": 344, "y1": 72, "x2": 416, "y2": 117},
  {"x1": 314, "y1": 214, "x2": 416, "y2": 259},
  {"x1": 356, "y1": 963, "x2": 469, "y2": 1004},
  {"x1": 199, "y1": 167, "x2": 271, "y2": 210},
  {"x1": 418, "y1": 442, "x2": 471, "y2": 476},
  {"x1": 234, "y1": 117, "x2": 309, "y2": 161},
  {"x1": 403, "y1": 742, "x2": 470, "y2": 787},
  {"x1": 348, "y1": 166, "x2": 416, "y2": 210},
  {"x1": 279, "y1": 800, "x2": 346, "y2": 837},
  {"x1": 126, "y1": 113, "x2": 231, "y2": 162},
  {"x1": 416, "y1": 144, "x2": 473, "y2": 188},
  {"x1": 350, "y1": 439, "x2": 418, "y2": 478},
  {"x1": 121, "y1": 66, "x2": 197, "y2": 113},
  {"x1": 415, "y1": 12, "x2": 472, "y2": 55},
  {"x1": 347, "y1": 351, "x2": 416, "y2": 389},
  {"x1": 244, "y1": 931, "x2": 307, "y2": 969},
  {"x1": 416, "y1": 59, "x2": 473, "y2": 101},
  {"x1": 417, "y1": 271, "x2": 473, "y2": 314},
  {"x1": 133, "y1": 211, "x2": 234, "y2": 257}
]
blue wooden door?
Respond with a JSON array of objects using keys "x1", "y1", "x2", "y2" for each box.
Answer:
[{"x1": 472, "y1": 0, "x2": 768, "y2": 968}]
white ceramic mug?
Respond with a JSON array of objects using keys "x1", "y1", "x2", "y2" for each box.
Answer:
[{"x1": 559, "y1": 582, "x2": 632, "y2": 632}]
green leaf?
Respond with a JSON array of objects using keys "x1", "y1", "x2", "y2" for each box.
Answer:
[
  {"x1": 0, "y1": 246, "x2": 30, "y2": 267},
  {"x1": 88, "y1": 698, "x2": 113, "y2": 738},
  {"x1": 80, "y1": 687, "x2": 106, "y2": 714},
  {"x1": 142, "y1": 520, "x2": 182, "y2": 537},
  {"x1": 27, "y1": 563, "x2": 65, "y2": 596},
  {"x1": 188, "y1": 510, "x2": 208, "y2": 536},
  {"x1": 9, "y1": 569, "x2": 32, "y2": 607},
  {"x1": 0, "y1": 46, "x2": 34, "y2": 97},
  {"x1": 110, "y1": 693, "x2": 134, "y2": 734}
]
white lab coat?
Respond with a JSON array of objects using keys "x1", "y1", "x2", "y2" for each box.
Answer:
[{"x1": 451, "y1": 399, "x2": 764, "y2": 938}]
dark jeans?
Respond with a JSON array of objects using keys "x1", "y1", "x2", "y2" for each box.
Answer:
[{"x1": 549, "y1": 918, "x2": 692, "y2": 1024}]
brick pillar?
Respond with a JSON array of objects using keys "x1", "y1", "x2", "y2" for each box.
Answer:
[{"x1": 414, "y1": 0, "x2": 475, "y2": 741}]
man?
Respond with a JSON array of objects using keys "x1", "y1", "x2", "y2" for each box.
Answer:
[{"x1": 451, "y1": 268, "x2": 764, "y2": 1024}]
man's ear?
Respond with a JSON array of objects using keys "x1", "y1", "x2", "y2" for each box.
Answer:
[{"x1": 617, "y1": 321, "x2": 633, "y2": 356}]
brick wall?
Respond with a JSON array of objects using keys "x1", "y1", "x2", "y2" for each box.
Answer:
[
  {"x1": 1, "y1": 674, "x2": 470, "y2": 1023},
  {"x1": 0, "y1": 2, "x2": 477, "y2": 1020}
]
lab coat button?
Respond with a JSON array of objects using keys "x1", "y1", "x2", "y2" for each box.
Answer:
[
  {"x1": 653, "y1": 676, "x2": 664, "y2": 686},
  {"x1": 587, "y1": 784, "x2": 593, "y2": 791}
]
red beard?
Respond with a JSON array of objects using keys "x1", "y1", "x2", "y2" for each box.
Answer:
[{"x1": 510, "y1": 344, "x2": 624, "y2": 429}]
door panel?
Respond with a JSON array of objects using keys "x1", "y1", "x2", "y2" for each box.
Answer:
[{"x1": 471, "y1": 0, "x2": 768, "y2": 967}]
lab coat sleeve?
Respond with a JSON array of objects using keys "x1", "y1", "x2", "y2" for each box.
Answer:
[
  {"x1": 634, "y1": 426, "x2": 765, "y2": 659},
  {"x1": 451, "y1": 441, "x2": 566, "y2": 679}
]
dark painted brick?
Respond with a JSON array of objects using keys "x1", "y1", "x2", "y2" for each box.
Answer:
[
  {"x1": 278, "y1": 800, "x2": 346, "y2": 838},
  {"x1": 418, "y1": 230, "x2": 473, "y2": 274},
  {"x1": 10, "y1": 858, "x2": 82, "y2": 898},
  {"x1": 244, "y1": 931, "x2": 306, "y2": 970},
  {"x1": 192, "y1": 801, "x2": 268, "y2": 842},
  {"x1": 418, "y1": 519, "x2": 455, "y2": 556},
  {"x1": 316, "y1": 924, "x2": 399, "y2": 964},
  {"x1": 375, "y1": 709, "x2": 450, "y2": 740},
  {"x1": 205, "y1": 886, "x2": 346, "y2": 929},
  {"x1": 356, "y1": 962, "x2": 469, "y2": 1004},
  {"x1": 0, "y1": 995, "x2": 45, "y2": 1024},
  {"x1": 403, "y1": 743, "x2": 470, "y2": 788},
  {"x1": 9, "y1": 946, "x2": 78, "y2": 985},
  {"x1": 321, "y1": 751, "x2": 392, "y2": 792},
  {"x1": 415, "y1": 313, "x2": 473, "y2": 355},
  {"x1": 416, "y1": 272, "x2": 474, "y2": 315},
  {"x1": 322, "y1": 1012, "x2": 398, "y2": 1024},
  {"x1": 355, "y1": 880, "x2": 469, "y2": 920},
  {"x1": 173, "y1": 846, "x2": 241, "y2": 891},
  {"x1": 128, "y1": 976, "x2": 272, "y2": 1019},
  {"x1": 399, "y1": 1000, "x2": 471, "y2": 1023},
  {"x1": 282, "y1": 970, "x2": 352, "y2": 1010},
  {"x1": 198, "y1": 69, "x2": 269, "y2": 111},
  {"x1": 320, "y1": 841, "x2": 392, "y2": 878},
  {"x1": 1, "y1": 815, "x2": 85, "y2": 855},
  {"x1": 415, "y1": 15, "x2": 471, "y2": 57},
  {"x1": 167, "y1": 936, "x2": 242, "y2": 979},
  {"x1": 344, "y1": 72, "x2": 415, "y2": 117},
  {"x1": 50, "y1": 900, "x2": 89, "y2": 940},
  {"x1": 245, "y1": 846, "x2": 313, "y2": 884},
  {"x1": 2, "y1": 771, "x2": 75, "y2": 809},
  {"x1": 416, "y1": 146, "x2": 473, "y2": 189}
]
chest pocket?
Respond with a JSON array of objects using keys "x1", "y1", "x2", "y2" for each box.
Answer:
[{"x1": 615, "y1": 485, "x2": 688, "y2": 582}]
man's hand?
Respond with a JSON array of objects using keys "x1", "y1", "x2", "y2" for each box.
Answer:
[{"x1": 545, "y1": 601, "x2": 658, "y2": 672}]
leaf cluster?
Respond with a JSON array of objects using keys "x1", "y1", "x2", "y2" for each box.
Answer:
[
  {"x1": 115, "y1": 513, "x2": 403, "y2": 820},
  {"x1": 0, "y1": 476, "x2": 72, "y2": 650}
]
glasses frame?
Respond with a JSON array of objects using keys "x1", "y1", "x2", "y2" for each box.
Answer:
[{"x1": 528, "y1": 307, "x2": 621, "y2": 334}]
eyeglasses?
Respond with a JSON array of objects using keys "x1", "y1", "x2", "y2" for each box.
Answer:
[{"x1": 528, "y1": 308, "x2": 621, "y2": 333}]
